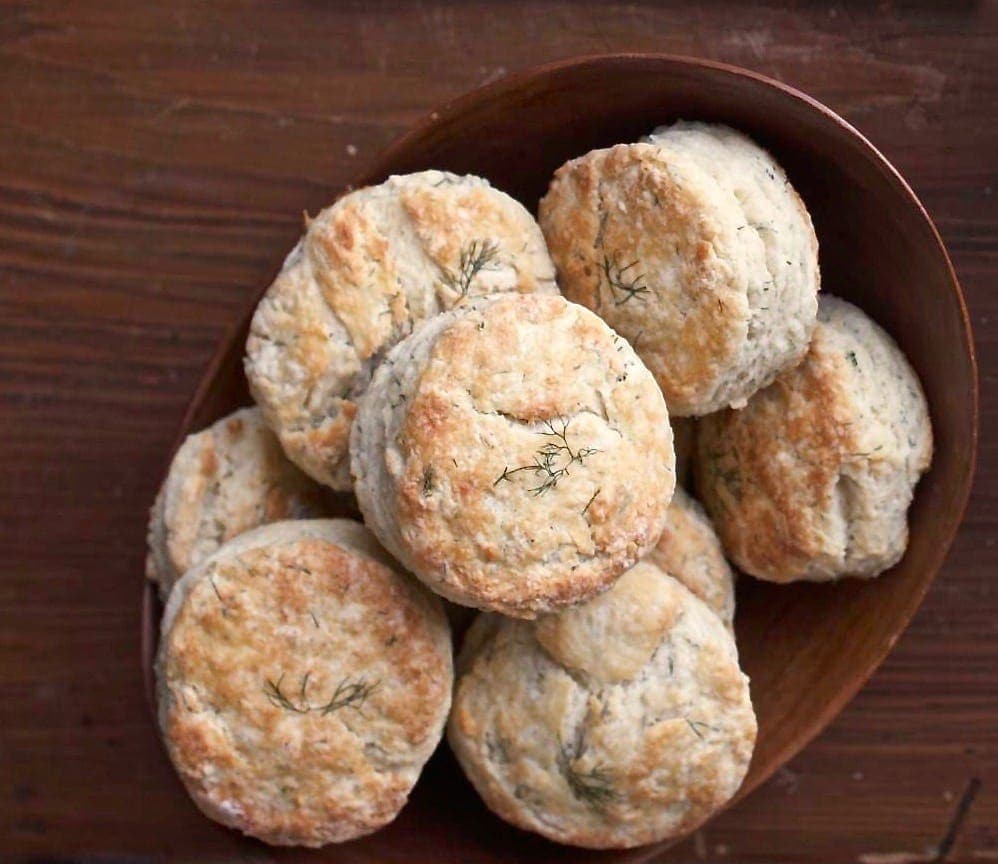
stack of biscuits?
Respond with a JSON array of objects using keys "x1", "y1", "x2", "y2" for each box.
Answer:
[{"x1": 148, "y1": 126, "x2": 932, "y2": 849}]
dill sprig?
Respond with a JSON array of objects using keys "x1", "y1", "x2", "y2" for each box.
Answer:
[
  {"x1": 440, "y1": 239, "x2": 501, "y2": 297},
  {"x1": 601, "y1": 254, "x2": 650, "y2": 305},
  {"x1": 263, "y1": 672, "x2": 379, "y2": 717},
  {"x1": 686, "y1": 719, "x2": 716, "y2": 739},
  {"x1": 558, "y1": 740, "x2": 617, "y2": 811},
  {"x1": 263, "y1": 672, "x2": 311, "y2": 714},
  {"x1": 317, "y1": 676, "x2": 379, "y2": 716},
  {"x1": 494, "y1": 418, "x2": 599, "y2": 496}
]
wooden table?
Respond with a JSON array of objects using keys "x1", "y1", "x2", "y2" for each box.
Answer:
[{"x1": 1, "y1": 2, "x2": 994, "y2": 861}]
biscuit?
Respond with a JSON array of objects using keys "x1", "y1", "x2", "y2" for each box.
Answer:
[
  {"x1": 146, "y1": 407, "x2": 326, "y2": 599},
  {"x1": 448, "y1": 564, "x2": 756, "y2": 848},
  {"x1": 538, "y1": 122, "x2": 819, "y2": 416},
  {"x1": 647, "y1": 487, "x2": 735, "y2": 630},
  {"x1": 351, "y1": 293, "x2": 675, "y2": 618},
  {"x1": 245, "y1": 171, "x2": 558, "y2": 489},
  {"x1": 156, "y1": 519, "x2": 453, "y2": 847},
  {"x1": 695, "y1": 295, "x2": 933, "y2": 582}
]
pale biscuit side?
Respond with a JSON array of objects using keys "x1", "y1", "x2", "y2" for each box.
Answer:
[
  {"x1": 146, "y1": 407, "x2": 326, "y2": 599},
  {"x1": 646, "y1": 487, "x2": 736, "y2": 630},
  {"x1": 696, "y1": 295, "x2": 932, "y2": 582},
  {"x1": 645, "y1": 122, "x2": 819, "y2": 409}
]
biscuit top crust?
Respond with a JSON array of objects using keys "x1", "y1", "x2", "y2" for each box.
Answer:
[
  {"x1": 448, "y1": 565, "x2": 756, "y2": 848},
  {"x1": 145, "y1": 407, "x2": 326, "y2": 598},
  {"x1": 539, "y1": 125, "x2": 819, "y2": 416},
  {"x1": 533, "y1": 559, "x2": 683, "y2": 685},
  {"x1": 245, "y1": 171, "x2": 557, "y2": 489},
  {"x1": 157, "y1": 520, "x2": 452, "y2": 846},
  {"x1": 645, "y1": 487, "x2": 736, "y2": 630},
  {"x1": 696, "y1": 295, "x2": 932, "y2": 582},
  {"x1": 381, "y1": 293, "x2": 674, "y2": 617},
  {"x1": 540, "y1": 143, "x2": 747, "y2": 414}
]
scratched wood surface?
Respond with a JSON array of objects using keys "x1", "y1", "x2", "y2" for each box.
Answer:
[{"x1": 0, "y1": 2, "x2": 995, "y2": 862}]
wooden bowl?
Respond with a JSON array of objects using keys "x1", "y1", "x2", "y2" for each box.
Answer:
[{"x1": 141, "y1": 54, "x2": 977, "y2": 860}]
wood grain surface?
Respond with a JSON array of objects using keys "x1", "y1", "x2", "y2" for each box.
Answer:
[{"x1": 0, "y1": 2, "x2": 994, "y2": 862}]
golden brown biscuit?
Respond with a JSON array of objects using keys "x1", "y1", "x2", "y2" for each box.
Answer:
[
  {"x1": 696, "y1": 295, "x2": 933, "y2": 582},
  {"x1": 145, "y1": 407, "x2": 326, "y2": 599},
  {"x1": 351, "y1": 293, "x2": 675, "y2": 618},
  {"x1": 448, "y1": 564, "x2": 756, "y2": 848},
  {"x1": 157, "y1": 519, "x2": 453, "y2": 846},
  {"x1": 539, "y1": 123, "x2": 819, "y2": 416}
]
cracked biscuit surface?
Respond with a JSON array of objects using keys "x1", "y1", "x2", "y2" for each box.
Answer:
[
  {"x1": 146, "y1": 407, "x2": 327, "y2": 600},
  {"x1": 245, "y1": 170, "x2": 557, "y2": 490},
  {"x1": 539, "y1": 121, "x2": 819, "y2": 416},
  {"x1": 350, "y1": 293, "x2": 675, "y2": 618},
  {"x1": 448, "y1": 564, "x2": 756, "y2": 848},
  {"x1": 156, "y1": 519, "x2": 453, "y2": 847},
  {"x1": 695, "y1": 295, "x2": 933, "y2": 582}
]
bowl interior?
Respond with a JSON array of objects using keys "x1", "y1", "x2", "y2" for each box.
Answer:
[{"x1": 143, "y1": 55, "x2": 976, "y2": 861}]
